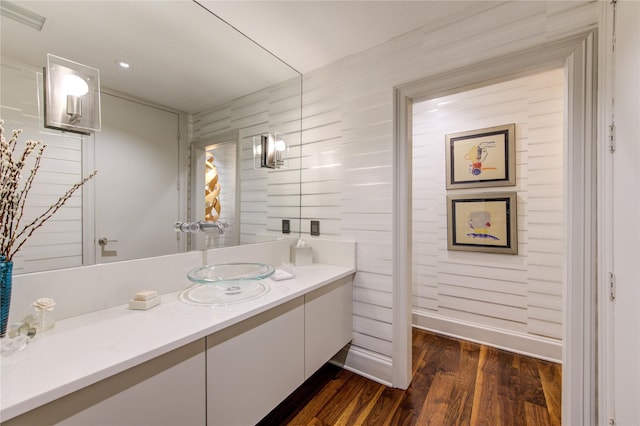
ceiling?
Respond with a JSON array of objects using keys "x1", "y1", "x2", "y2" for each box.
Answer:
[
  {"x1": 202, "y1": 1, "x2": 499, "y2": 74},
  {"x1": 1, "y1": 1, "x2": 297, "y2": 113},
  {"x1": 1, "y1": 1, "x2": 500, "y2": 113}
]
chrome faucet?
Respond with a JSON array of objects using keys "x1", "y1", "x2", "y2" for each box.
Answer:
[{"x1": 174, "y1": 220, "x2": 230, "y2": 234}]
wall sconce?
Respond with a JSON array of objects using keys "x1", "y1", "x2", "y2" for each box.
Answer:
[
  {"x1": 253, "y1": 132, "x2": 288, "y2": 169},
  {"x1": 44, "y1": 54, "x2": 101, "y2": 135}
]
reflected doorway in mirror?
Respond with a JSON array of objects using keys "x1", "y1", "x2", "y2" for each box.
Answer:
[{"x1": 191, "y1": 131, "x2": 240, "y2": 251}]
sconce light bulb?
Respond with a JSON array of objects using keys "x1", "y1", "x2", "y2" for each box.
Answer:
[
  {"x1": 63, "y1": 74, "x2": 89, "y2": 96},
  {"x1": 275, "y1": 139, "x2": 286, "y2": 152}
]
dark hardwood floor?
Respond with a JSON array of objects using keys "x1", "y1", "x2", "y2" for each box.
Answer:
[{"x1": 258, "y1": 328, "x2": 561, "y2": 426}]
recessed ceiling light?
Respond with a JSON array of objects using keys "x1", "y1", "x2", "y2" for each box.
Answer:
[{"x1": 115, "y1": 60, "x2": 131, "y2": 69}]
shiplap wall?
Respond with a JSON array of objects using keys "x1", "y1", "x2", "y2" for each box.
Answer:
[
  {"x1": 1, "y1": 57, "x2": 86, "y2": 274},
  {"x1": 411, "y1": 69, "x2": 564, "y2": 344},
  {"x1": 191, "y1": 78, "x2": 302, "y2": 245},
  {"x1": 300, "y1": 1, "x2": 597, "y2": 380}
]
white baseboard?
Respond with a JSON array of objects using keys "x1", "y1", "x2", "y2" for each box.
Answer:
[
  {"x1": 331, "y1": 345, "x2": 393, "y2": 387},
  {"x1": 413, "y1": 311, "x2": 562, "y2": 364}
]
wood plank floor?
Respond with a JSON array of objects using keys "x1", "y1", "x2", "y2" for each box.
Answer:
[{"x1": 258, "y1": 328, "x2": 561, "y2": 426}]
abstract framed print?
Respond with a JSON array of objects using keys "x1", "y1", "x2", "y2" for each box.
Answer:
[
  {"x1": 445, "y1": 124, "x2": 516, "y2": 189},
  {"x1": 447, "y1": 192, "x2": 518, "y2": 254}
]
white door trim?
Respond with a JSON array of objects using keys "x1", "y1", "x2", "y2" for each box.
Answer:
[
  {"x1": 189, "y1": 130, "x2": 241, "y2": 250},
  {"x1": 393, "y1": 31, "x2": 598, "y2": 424},
  {"x1": 598, "y1": 1, "x2": 640, "y2": 423},
  {"x1": 597, "y1": 3, "x2": 615, "y2": 422}
]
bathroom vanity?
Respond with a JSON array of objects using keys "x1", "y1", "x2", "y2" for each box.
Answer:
[{"x1": 0, "y1": 241, "x2": 356, "y2": 425}]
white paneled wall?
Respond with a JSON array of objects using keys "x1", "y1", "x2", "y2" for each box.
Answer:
[
  {"x1": 524, "y1": 71, "x2": 565, "y2": 339},
  {"x1": 191, "y1": 78, "x2": 302, "y2": 245},
  {"x1": 1, "y1": 57, "x2": 86, "y2": 274},
  {"x1": 300, "y1": 1, "x2": 597, "y2": 380},
  {"x1": 411, "y1": 70, "x2": 564, "y2": 345}
]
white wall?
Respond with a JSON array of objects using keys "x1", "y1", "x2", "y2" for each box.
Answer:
[
  {"x1": 299, "y1": 1, "x2": 597, "y2": 383},
  {"x1": 412, "y1": 69, "x2": 564, "y2": 361}
]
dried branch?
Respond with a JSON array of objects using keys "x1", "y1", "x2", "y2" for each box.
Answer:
[
  {"x1": 1, "y1": 119, "x2": 97, "y2": 262},
  {"x1": 9, "y1": 171, "x2": 97, "y2": 260}
]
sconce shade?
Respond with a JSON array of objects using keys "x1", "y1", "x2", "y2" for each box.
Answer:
[
  {"x1": 254, "y1": 132, "x2": 288, "y2": 169},
  {"x1": 44, "y1": 54, "x2": 101, "y2": 135}
]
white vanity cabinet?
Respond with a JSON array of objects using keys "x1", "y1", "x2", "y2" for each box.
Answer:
[
  {"x1": 304, "y1": 275, "x2": 353, "y2": 378},
  {"x1": 206, "y1": 275, "x2": 353, "y2": 425},
  {"x1": 3, "y1": 339, "x2": 207, "y2": 426},
  {"x1": 206, "y1": 297, "x2": 305, "y2": 426}
]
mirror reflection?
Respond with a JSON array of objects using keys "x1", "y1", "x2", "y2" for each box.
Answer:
[{"x1": 0, "y1": 1, "x2": 302, "y2": 274}]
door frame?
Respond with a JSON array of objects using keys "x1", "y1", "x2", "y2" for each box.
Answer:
[
  {"x1": 393, "y1": 31, "x2": 598, "y2": 424},
  {"x1": 189, "y1": 130, "x2": 241, "y2": 250}
]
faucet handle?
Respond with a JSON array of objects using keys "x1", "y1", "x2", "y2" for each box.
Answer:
[{"x1": 174, "y1": 222, "x2": 200, "y2": 232}]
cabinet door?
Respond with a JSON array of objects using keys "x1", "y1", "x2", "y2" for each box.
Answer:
[
  {"x1": 4, "y1": 339, "x2": 206, "y2": 426},
  {"x1": 206, "y1": 297, "x2": 305, "y2": 426},
  {"x1": 305, "y1": 276, "x2": 353, "y2": 379}
]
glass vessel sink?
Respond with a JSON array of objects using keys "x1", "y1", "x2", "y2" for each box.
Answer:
[
  {"x1": 179, "y1": 263, "x2": 274, "y2": 306},
  {"x1": 186, "y1": 262, "x2": 274, "y2": 284}
]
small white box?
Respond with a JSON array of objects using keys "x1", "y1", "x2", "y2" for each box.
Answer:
[{"x1": 290, "y1": 246, "x2": 312, "y2": 266}]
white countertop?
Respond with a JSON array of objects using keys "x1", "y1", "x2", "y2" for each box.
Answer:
[{"x1": 0, "y1": 264, "x2": 355, "y2": 422}]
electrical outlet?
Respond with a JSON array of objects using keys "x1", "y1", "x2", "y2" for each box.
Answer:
[
  {"x1": 282, "y1": 219, "x2": 290, "y2": 234},
  {"x1": 310, "y1": 220, "x2": 320, "y2": 236}
]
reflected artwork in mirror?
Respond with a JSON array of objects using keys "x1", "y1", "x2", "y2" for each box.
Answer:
[{"x1": 0, "y1": 0, "x2": 302, "y2": 274}]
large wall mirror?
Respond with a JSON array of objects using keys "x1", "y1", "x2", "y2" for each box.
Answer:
[{"x1": 1, "y1": 1, "x2": 302, "y2": 274}]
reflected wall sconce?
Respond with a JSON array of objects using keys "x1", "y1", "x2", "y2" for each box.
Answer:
[
  {"x1": 44, "y1": 54, "x2": 101, "y2": 135},
  {"x1": 253, "y1": 132, "x2": 288, "y2": 169}
]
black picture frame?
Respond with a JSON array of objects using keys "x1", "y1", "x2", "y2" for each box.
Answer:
[
  {"x1": 445, "y1": 124, "x2": 516, "y2": 189},
  {"x1": 446, "y1": 192, "x2": 518, "y2": 254}
]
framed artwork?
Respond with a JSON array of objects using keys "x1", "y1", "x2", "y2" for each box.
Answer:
[
  {"x1": 445, "y1": 124, "x2": 516, "y2": 189},
  {"x1": 447, "y1": 192, "x2": 518, "y2": 254}
]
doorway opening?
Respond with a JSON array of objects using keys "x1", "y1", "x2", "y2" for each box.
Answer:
[
  {"x1": 190, "y1": 131, "x2": 240, "y2": 250},
  {"x1": 393, "y1": 32, "x2": 597, "y2": 424},
  {"x1": 411, "y1": 68, "x2": 565, "y2": 360}
]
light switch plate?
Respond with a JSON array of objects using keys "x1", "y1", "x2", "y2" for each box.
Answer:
[{"x1": 310, "y1": 220, "x2": 320, "y2": 236}]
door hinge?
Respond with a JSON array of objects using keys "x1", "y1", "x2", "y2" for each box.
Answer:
[
  {"x1": 609, "y1": 272, "x2": 616, "y2": 302},
  {"x1": 609, "y1": 123, "x2": 616, "y2": 153}
]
